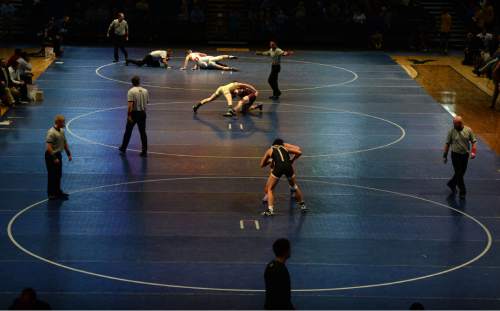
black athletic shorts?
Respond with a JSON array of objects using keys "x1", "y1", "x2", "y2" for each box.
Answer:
[{"x1": 271, "y1": 163, "x2": 294, "y2": 179}]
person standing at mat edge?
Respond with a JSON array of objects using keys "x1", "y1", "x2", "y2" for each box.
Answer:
[
  {"x1": 107, "y1": 12, "x2": 128, "y2": 63},
  {"x1": 256, "y1": 41, "x2": 293, "y2": 100},
  {"x1": 443, "y1": 116, "x2": 477, "y2": 199},
  {"x1": 45, "y1": 115, "x2": 72, "y2": 200},
  {"x1": 119, "y1": 76, "x2": 148, "y2": 157},
  {"x1": 264, "y1": 238, "x2": 294, "y2": 310}
]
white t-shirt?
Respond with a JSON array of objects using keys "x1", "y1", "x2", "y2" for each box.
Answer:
[
  {"x1": 150, "y1": 50, "x2": 167, "y2": 60},
  {"x1": 127, "y1": 86, "x2": 149, "y2": 111}
]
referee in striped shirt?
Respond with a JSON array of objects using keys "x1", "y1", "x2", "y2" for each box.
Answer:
[{"x1": 119, "y1": 76, "x2": 148, "y2": 157}]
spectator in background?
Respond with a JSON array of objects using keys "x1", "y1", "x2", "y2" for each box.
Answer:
[
  {"x1": 190, "y1": 5, "x2": 205, "y2": 24},
  {"x1": 17, "y1": 52, "x2": 33, "y2": 84},
  {"x1": 295, "y1": 1, "x2": 306, "y2": 31},
  {"x1": 463, "y1": 32, "x2": 481, "y2": 65},
  {"x1": 6, "y1": 48, "x2": 22, "y2": 68},
  {"x1": 0, "y1": 1, "x2": 16, "y2": 17},
  {"x1": 107, "y1": 12, "x2": 129, "y2": 63},
  {"x1": 473, "y1": 5, "x2": 485, "y2": 31},
  {"x1": 477, "y1": 28, "x2": 493, "y2": 52},
  {"x1": 482, "y1": 0, "x2": 495, "y2": 31},
  {"x1": 0, "y1": 59, "x2": 15, "y2": 107},
  {"x1": 53, "y1": 16, "x2": 70, "y2": 58},
  {"x1": 0, "y1": 59, "x2": 19, "y2": 106},
  {"x1": 8, "y1": 288, "x2": 51, "y2": 310},
  {"x1": 7, "y1": 62, "x2": 28, "y2": 101},
  {"x1": 264, "y1": 238, "x2": 293, "y2": 310},
  {"x1": 440, "y1": 9, "x2": 452, "y2": 54}
]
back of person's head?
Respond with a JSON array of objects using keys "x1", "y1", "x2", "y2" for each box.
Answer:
[
  {"x1": 409, "y1": 302, "x2": 425, "y2": 310},
  {"x1": 14, "y1": 48, "x2": 22, "y2": 55},
  {"x1": 272, "y1": 138, "x2": 284, "y2": 146},
  {"x1": 131, "y1": 76, "x2": 140, "y2": 86},
  {"x1": 272, "y1": 238, "x2": 290, "y2": 258},
  {"x1": 186, "y1": 49, "x2": 193, "y2": 54},
  {"x1": 20, "y1": 288, "x2": 37, "y2": 301}
]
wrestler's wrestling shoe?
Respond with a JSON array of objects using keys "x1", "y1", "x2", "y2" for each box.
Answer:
[
  {"x1": 193, "y1": 103, "x2": 202, "y2": 113},
  {"x1": 261, "y1": 208, "x2": 275, "y2": 216},
  {"x1": 222, "y1": 108, "x2": 236, "y2": 117},
  {"x1": 229, "y1": 55, "x2": 238, "y2": 59}
]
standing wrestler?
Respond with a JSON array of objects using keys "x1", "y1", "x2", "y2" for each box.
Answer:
[
  {"x1": 256, "y1": 41, "x2": 293, "y2": 100},
  {"x1": 260, "y1": 139, "x2": 307, "y2": 216}
]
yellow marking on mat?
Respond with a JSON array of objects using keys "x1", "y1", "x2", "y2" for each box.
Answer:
[{"x1": 217, "y1": 48, "x2": 250, "y2": 52}]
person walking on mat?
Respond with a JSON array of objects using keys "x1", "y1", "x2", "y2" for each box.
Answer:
[
  {"x1": 119, "y1": 76, "x2": 149, "y2": 157},
  {"x1": 107, "y1": 12, "x2": 129, "y2": 62},
  {"x1": 256, "y1": 41, "x2": 293, "y2": 100},
  {"x1": 443, "y1": 116, "x2": 477, "y2": 199}
]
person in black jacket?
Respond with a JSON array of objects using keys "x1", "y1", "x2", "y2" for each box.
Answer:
[{"x1": 264, "y1": 238, "x2": 294, "y2": 310}]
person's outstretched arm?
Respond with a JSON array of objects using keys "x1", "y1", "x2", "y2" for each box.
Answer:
[{"x1": 181, "y1": 55, "x2": 191, "y2": 70}]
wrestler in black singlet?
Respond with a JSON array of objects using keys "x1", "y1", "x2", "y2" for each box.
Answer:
[{"x1": 271, "y1": 144, "x2": 294, "y2": 179}]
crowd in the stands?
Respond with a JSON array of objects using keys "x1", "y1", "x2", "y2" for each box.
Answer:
[
  {"x1": 460, "y1": 0, "x2": 500, "y2": 81},
  {"x1": 15, "y1": 0, "x2": 434, "y2": 48}
]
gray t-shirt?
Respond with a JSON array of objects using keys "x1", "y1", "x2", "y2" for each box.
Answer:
[
  {"x1": 108, "y1": 19, "x2": 128, "y2": 36},
  {"x1": 46, "y1": 127, "x2": 67, "y2": 154},
  {"x1": 127, "y1": 86, "x2": 149, "y2": 111},
  {"x1": 446, "y1": 126, "x2": 477, "y2": 154},
  {"x1": 262, "y1": 48, "x2": 284, "y2": 65}
]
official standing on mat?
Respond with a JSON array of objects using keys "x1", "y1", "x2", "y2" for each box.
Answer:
[
  {"x1": 119, "y1": 76, "x2": 149, "y2": 157},
  {"x1": 443, "y1": 116, "x2": 477, "y2": 199},
  {"x1": 256, "y1": 41, "x2": 293, "y2": 100},
  {"x1": 264, "y1": 238, "x2": 294, "y2": 310},
  {"x1": 107, "y1": 12, "x2": 129, "y2": 63},
  {"x1": 45, "y1": 115, "x2": 72, "y2": 200}
]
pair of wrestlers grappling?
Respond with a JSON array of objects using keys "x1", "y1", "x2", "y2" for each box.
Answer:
[{"x1": 127, "y1": 49, "x2": 307, "y2": 215}]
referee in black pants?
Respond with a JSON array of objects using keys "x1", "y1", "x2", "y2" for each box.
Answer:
[
  {"x1": 107, "y1": 12, "x2": 129, "y2": 62},
  {"x1": 256, "y1": 41, "x2": 293, "y2": 100},
  {"x1": 45, "y1": 115, "x2": 72, "y2": 200},
  {"x1": 119, "y1": 76, "x2": 149, "y2": 157},
  {"x1": 443, "y1": 116, "x2": 477, "y2": 199}
]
